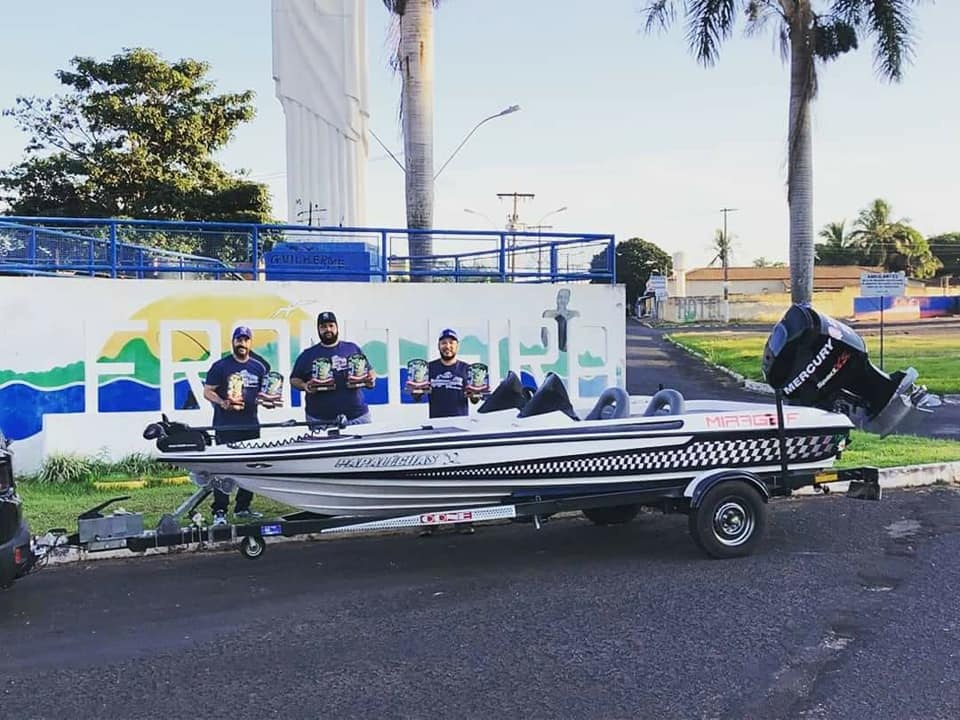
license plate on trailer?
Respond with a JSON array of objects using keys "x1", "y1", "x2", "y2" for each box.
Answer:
[
  {"x1": 813, "y1": 471, "x2": 839, "y2": 485},
  {"x1": 260, "y1": 524, "x2": 282, "y2": 536}
]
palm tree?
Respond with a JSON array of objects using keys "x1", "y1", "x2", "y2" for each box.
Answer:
[
  {"x1": 850, "y1": 198, "x2": 903, "y2": 265},
  {"x1": 816, "y1": 219, "x2": 861, "y2": 265},
  {"x1": 642, "y1": 1, "x2": 926, "y2": 304},
  {"x1": 384, "y1": 0, "x2": 439, "y2": 281}
]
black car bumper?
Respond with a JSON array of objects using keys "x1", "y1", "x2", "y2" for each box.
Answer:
[{"x1": 0, "y1": 505, "x2": 31, "y2": 588}]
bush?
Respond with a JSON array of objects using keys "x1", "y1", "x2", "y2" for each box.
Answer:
[{"x1": 37, "y1": 453, "x2": 94, "y2": 485}]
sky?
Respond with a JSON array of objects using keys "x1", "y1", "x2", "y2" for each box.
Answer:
[{"x1": 0, "y1": 0, "x2": 957, "y2": 270}]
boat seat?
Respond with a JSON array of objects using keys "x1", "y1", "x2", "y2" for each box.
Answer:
[
  {"x1": 478, "y1": 371, "x2": 534, "y2": 414},
  {"x1": 642, "y1": 388, "x2": 686, "y2": 416},
  {"x1": 517, "y1": 372, "x2": 579, "y2": 421},
  {"x1": 584, "y1": 387, "x2": 631, "y2": 421}
]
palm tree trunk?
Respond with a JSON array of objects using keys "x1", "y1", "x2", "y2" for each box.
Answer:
[
  {"x1": 399, "y1": 0, "x2": 434, "y2": 281},
  {"x1": 787, "y1": 2, "x2": 815, "y2": 305}
]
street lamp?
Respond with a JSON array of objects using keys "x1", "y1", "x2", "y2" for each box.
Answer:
[
  {"x1": 434, "y1": 105, "x2": 521, "y2": 181},
  {"x1": 535, "y1": 206, "x2": 568, "y2": 226},
  {"x1": 463, "y1": 208, "x2": 498, "y2": 228}
]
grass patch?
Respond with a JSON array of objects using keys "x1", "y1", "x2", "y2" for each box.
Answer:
[
  {"x1": 837, "y1": 430, "x2": 960, "y2": 469},
  {"x1": 18, "y1": 482, "x2": 298, "y2": 534},
  {"x1": 667, "y1": 331, "x2": 960, "y2": 395}
]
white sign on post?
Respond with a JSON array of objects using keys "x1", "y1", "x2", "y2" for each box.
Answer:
[
  {"x1": 860, "y1": 271, "x2": 906, "y2": 297},
  {"x1": 646, "y1": 274, "x2": 668, "y2": 299}
]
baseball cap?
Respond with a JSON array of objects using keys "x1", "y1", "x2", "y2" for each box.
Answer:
[
  {"x1": 438, "y1": 328, "x2": 459, "y2": 342},
  {"x1": 317, "y1": 311, "x2": 338, "y2": 325},
  {"x1": 232, "y1": 326, "x2": 253, "y2": 340}
]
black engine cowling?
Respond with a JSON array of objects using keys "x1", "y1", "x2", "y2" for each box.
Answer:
[{"x1": 762, "y1": 304, "x2": 938, "y2": 436}]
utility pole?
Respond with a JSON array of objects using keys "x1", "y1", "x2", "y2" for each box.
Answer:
[
  {"x1": 527, "y1": 224, "x2": 553, "y2": 275},
  {"x1": 497, "y1": 192, "x2": 535, "y2": 276},
  {"x1": 719, "y1": 207, "x2": 738, "y2": 322}
]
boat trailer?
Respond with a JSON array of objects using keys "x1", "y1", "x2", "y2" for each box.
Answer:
[{"x1": 31, "y1": 465, "x2": 881, "y2": 564}]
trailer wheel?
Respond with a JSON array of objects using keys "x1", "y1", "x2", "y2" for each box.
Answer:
[
  {"x1": 239, "y1": 535, "x2": 266, "y2": 560},
  {"x1": 688, "y1": 480, "x2": 766, "y2": 559},
  {"x1": 582, "y1": 504, "x2": 640, "y2": 526}
]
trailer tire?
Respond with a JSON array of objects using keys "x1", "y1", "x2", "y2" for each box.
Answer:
[
  {"x1": 239, "y1": 535, "x2": 266, "y2": 560},
  {"x1": 688, "y1": 480, "x2": 766, "y2": 559},
  {"x1": 582, "y1": 504, "x2": 640, "y2": 526}
]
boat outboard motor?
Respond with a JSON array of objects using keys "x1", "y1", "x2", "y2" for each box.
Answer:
[{"x1": 761, "y1": 304, "x2": 939, "y2": 436}]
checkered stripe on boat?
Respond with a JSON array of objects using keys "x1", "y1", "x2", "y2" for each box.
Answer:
[{"x1": 407, "y1": 434, "x2": 840, "y2": 478}]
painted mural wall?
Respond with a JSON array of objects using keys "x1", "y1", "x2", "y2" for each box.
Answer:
[{"x1": 0, "y1": 278, "x2": 625, "y2": 472}]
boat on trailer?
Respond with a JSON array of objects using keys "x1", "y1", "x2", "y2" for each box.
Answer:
[{"x1": 32, "y1": 305, "x2": 939, "y2": 564}]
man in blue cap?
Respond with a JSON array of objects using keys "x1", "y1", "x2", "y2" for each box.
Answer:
[
  {"x1": 413, "y1": 328, "x2": 478, "y2": 535},
  {"x1": 202, "y1": 326, "x2": 270, "y2": 525},
  {"x1": 412, "y1": 328, "x2": 475, "y2": 420}
]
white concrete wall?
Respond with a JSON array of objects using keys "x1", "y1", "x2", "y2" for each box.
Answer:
[{"x1": 0, "y1": 278, "x2": 625, "y2": 472}]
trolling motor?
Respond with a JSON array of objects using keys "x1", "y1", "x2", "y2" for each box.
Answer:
[{"x1": 761, "y1": 304, "x2": 940, "y2": 437}]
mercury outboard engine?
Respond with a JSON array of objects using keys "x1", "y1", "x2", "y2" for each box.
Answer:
[{"x1": 762, "y1": 304, "x2": 939, "y2": 437}]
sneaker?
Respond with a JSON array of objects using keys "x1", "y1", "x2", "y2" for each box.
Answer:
[
  {"x1": 457, "y1": 523, "x2": 475, "y2": 535},
  {"x1": 212, "y1": 511, "x2": 228, "y2": 527},
  {"x1": 234, "y1": 509, "x2": 263, "y2": 521}
]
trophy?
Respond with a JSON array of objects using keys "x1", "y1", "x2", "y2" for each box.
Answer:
[
  {"x1": 226, "y1": 372, "x2": 245, "y2": 409},
  {"x1": 346, "y1": 352, "x2": 373, "y2": 389},
  {"x1": 258, "y1": 371, "x2": 284, "y2": 407},
  {"x1": 311, "y1": 357, "x2": 335, "y2": 392},
  {"x1": 465, "y1": 362, "x2": 490, "y2": 397},
  {"x1": 405, "y1": 358, "x2": 430, "y2": 395}
]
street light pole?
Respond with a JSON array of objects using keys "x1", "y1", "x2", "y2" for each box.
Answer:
[
  {"x1": 463, "y1": 208, "x2": 498, "y2": 228},
  {"x1": 434, "y1": 105, "x2": 520, "y2": 181}
]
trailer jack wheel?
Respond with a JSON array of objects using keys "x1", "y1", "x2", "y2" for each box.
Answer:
[{"x1": 239, "y1": 535, "x2": 266, "y2": 560}]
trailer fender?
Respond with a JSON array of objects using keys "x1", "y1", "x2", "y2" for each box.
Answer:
[{"x1": 685, "y1": 470, "x2": 770, "y2": 509}]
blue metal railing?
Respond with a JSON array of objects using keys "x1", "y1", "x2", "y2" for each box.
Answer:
[{"x1": 0, "y1": 216, "x2": 617, "y2": 284}]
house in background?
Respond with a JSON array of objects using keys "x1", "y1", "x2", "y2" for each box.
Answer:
[{"x1": 672, "y1": 265, "x2": 893, "y2": 297}]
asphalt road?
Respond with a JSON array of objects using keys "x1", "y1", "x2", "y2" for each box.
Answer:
[
  {"x1": 3, "y1": 487, "x2": 960, "y2": 719},
  {"x1": 2, "y1": 319, "x2": 958, "y2": 719},
  {"x1": 626, "y1": 320, "x2": 960, "y2": 440}
]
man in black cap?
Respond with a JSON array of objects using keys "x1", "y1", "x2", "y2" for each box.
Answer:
[
  {"x1": 412, "y1": 328, "x2": 478, "y2": 536},
  {"x1": 202, "y1": 326, "x2": 270, "y2": 525},
  {"x1": 290, "y1": 311, "x2": 376, "y2": 426}
]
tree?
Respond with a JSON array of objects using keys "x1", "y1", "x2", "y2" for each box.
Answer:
[
  {"x1": 0, "y1": 48, "x2": 271, "y2": 257},
  {"x1": 592, "y1": 237, "x2": 673, "y2": 311},
  {"x1": 884, "y1": 225, "x2": 941, "y2": 279},
  {"x1": 850, "y1": 198, "x2": 902, "y2": 265},
  {"x1": 642, "y1": 1, "x2": 927, "y2": 305},
  {"x1": 928, "y1": 232, "x2": 960, "y2": 280},
  {"x1": 753, "y1": 257, "x2": 786, "y2": 267},
  {"x1": 384, "y1": 0, "x2": 439, "y2": 281},
  {"x1": 815, "y1": 219, "x2": 863, "y2": 265}
]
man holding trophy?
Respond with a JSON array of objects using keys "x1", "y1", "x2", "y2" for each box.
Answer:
[
  {"x1": 202, "y1": 326, "x2": 278, "y2": 525},
  {"x1": 291, "y1": 311, "x2": 376, "y2": 426},
  {"x1": 408, "y1": 328, "x2": 486, "y2": 536}
]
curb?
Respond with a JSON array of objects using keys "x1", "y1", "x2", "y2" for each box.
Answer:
[{"x1": 35, "y1": 463, "x2": 960, "y2": 568}]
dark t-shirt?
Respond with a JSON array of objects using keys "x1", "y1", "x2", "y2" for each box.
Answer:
[
  {"x1": 205, "y1": 354, "x2": 269, "y2": 433},
  {"x1": 427, "y1": 359, "x2": 470, "y2": 418},
  {"x1": 291, "y1": 341, "x2": 369, "y2": 421}
]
